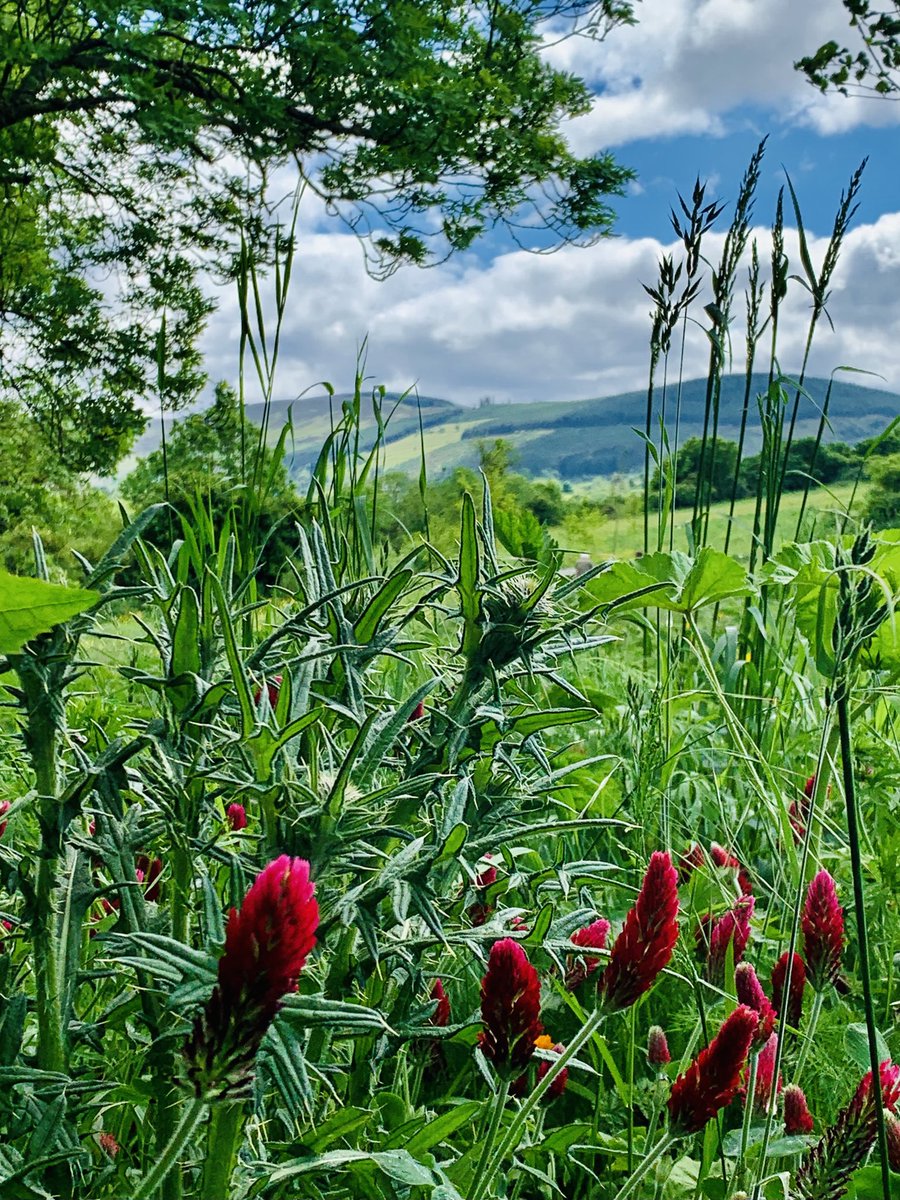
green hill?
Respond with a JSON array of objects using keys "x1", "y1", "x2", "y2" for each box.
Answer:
[{"x1": 136, "y1": 375, "x2": 900, "y2": 482}]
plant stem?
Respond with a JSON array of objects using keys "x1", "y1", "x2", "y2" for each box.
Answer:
[
  {"x1": 479, "y1": 1007, "x2": 605, "y2": 1195},
  {"x1": 200, "y1": 1101, "x2": 247, "y2": 1200},
  {"x1": 613, "y1": 1131, "x2": 675, "y2": 1200},
  {"x1": 795, "y1": 989, "x2": 824, "y2": 1083},
  {"x1": 471, "y1": 1078, "x2": 511, "y2": 1200},
  {"x1": 838, "y1": 689, "x2": 892, "y2": 1200},
  {"x1": 133, "y1": 1096, "x2": 207, "y2": 1200}
]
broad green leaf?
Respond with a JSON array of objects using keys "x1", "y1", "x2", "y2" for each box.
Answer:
[
  {"x1": 404, "y1": 1102, "x2": 482, "y2": 1155},
  {"x1": 0, "y1": 570, "x2": 98, "y2": 654},
  {"x1": 844, "y1": 1022, "x2": 890, "y2": 1073}
]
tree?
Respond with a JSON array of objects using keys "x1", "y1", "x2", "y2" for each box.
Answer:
[
  {"x1": 863, "y1": 453, "x2": 900, "y2": 529},
  {"x1": 797, "y1": 3, "x2": 900, "y2": 98},
  {"x1": 121, "y1": 383, "x2": 301, "y2": 580},
  {"x1": 652, "y1": 438, "x2": 745, "y2": 509},
  {"x1": 0, "y1": 398, "x2": 118, "y2": 574},
  {"x1": 2, "y1": 0, "x2": 636, "y2": 470}
]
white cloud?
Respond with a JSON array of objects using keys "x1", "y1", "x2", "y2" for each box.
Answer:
[
  {"x1": 544, "y1": 0, "x2": 900, "y2": 150},
  {"x1": 199, "y1": 212, "x2": 900, "y2": 409}
]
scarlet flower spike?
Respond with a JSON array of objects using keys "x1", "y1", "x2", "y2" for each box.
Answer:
[
  {"x1": 0, "y1": 800, "x2": 9, "y2": 839},
  {"x1": 226, "y1": 803, "x2": 248, "y2": 832},
  {"x1": 734, "y1": 963, "x2": 776, "y2": 1050},
  {"x1": 886, "y1": 1111, "x2": 900, "y2": 1173},
  {"x1": 771, "y1": 951, "x2": 806, "y2": 1029},
  {"x1": 709, "y1": 843, "x2": 754, "y2": 896},
  {"x1": 429, "y1": 979, "x2": 451, "y2": 1028},
  {"x1": 648, "y1": 1025, "x2": 671, "y2": 1066},
  {"x1": 185, "y1": 856, "x2": 318, "y2": 1097},
  {"x1": 796, "y1": 1061, "x2": 900, "y2": 1199},
  {"x1": 783, "y1": 1084, "x2": 814, "y2": 1135},
  {"x1": 746, "y1": 1032, "x2": 781, "y2": 1115},
  {"x1": 535, "y1": 1036, "x2": 569, "y2": 1100},
  {"x1": 705, "y1": 896, "x2": 755, "y2": 981},
  {"x1": 478, "y1": 939, "x2": 543, "y2": 1075},
  {"x1": 598, "y1": 851, "x2": 680, "y2": 1012},
  {"x1": 802, "y1": 870, "x2": 844, "y2": 993},
  {"x1": 668, "y1": 1005, "x2": 759, "y2": 1135},
  {"x1": 468, "y1": 856, "x2": 498, "y2": 927},
  {"x1": 566, "y1": 917, "x2": 611, "y2": 990}
]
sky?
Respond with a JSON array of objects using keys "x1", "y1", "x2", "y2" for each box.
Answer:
[{"x1": 200, "y1": 0, "x2": 900, "y2": 409}]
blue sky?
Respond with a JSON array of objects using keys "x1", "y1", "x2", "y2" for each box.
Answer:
[{"x1": 201, "y1": 0, "x2": 900, "y2": 408}]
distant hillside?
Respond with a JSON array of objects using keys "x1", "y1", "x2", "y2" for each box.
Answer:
[{"x1": 134, "y1": 376, "x2": 900, "y2": 482}]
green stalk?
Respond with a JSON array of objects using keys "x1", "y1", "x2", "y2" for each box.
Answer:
[
  {"x1": 737, "y1": 1052, "x2": 759, "y2": 1190},
  {"x1": 479, "y1": 1008, "x2": 605, "y2": 1195},
  {"x1": 794, "y1": 989, "x2": 824, "y2": 1083},
  {"x1": 613, "y1": 1131, "x2": 676, "y2": 1200},
  {"x1": 200, "y1": 1101, "x2": 247, "y2": 1200},
  {"x1": 838, "y1": 689, "x2": 891, "y2": 1200},
  {"x1": 470, "y1": 1078, "x2": 511, "y2": 1200},
  {"x1": 132, "y1": 1097, "x2": 207, "y2": 1200}
]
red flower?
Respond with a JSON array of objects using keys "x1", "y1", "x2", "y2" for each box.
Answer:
[
  {"x1": 804, "y1": 775, "x2": 817, "y2": 800},
  {"x1": 0, "y1": 800, "x2": 9, "y2": 839},
  {"x1": 254, "y1": 675, "x2": 283, "y2": 710},
  {"x1": 478, "y1": 939, "x2": 543, "y2": 1074},
  {"x1": 678, "y1": 844, "x2": 705, "y2": 883},
  {"x1": 98, "y1": 1132, "x2": 120, "y2": 1158},
  {"x1": 185, "y1": 856, "x2": 318, "y2": 1097},
  {"x1": 745, "y1": 1032, "x2": 781, "y2": 1115},
  {"x1": 735, "y1": 963, "x2": 776, "y2": 1050},
  {"x1": 771, "y1": 951, "x2": 806, "y2": 1029},
  {"x1": 536, "y1": 1037, "x2": 569, "y2": 1100},
  {"x1": 598, "y1": 852, "x2": 679, "y2": 1011},
  {"x1": 566, "y1": 918, "x2": 611, "y2": 990},
  {"x1": 226, "y1": 803, "x2": 248, "y2": 832},
  {"x1": 709, "y1": 843, "x2": 754, "y2": 896},
  {"x1": 783, "y1": 1084, "x2": 814, "y2": 1135},
  {"x1": 135, "y1": 855, "x2": 163, "y2": 903},
  {"x1": 705, "y1": 896, "x2": 754, "y2": 980},
  {"x1": 509, "y1": 914, "x2": 530, "y2": 933},
  {"x1": 801, "y1": 871, "x2": 844, "y2": 993},
  {"x1": 468, "y1": 856, "x2": 498, "y2": 927},
  {"x1": 648, "y1": 1025, "x2": 671, "y2": 1066},
  {"x1": 797, "y1": 1061, "x2": 900, "y2": 1199},
  {"x1": 429, "y1": 979, "x2": 451, "y2": 1027},
  {"x1": 668, "y1": 1005, "x2": 759, "y2": 1135},
  {"x1": 408, "y1": 700, "x2": 426, "y2": 722}
]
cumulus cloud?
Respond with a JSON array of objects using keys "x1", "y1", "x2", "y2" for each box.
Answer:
[
  {"x1": 200, "y1": 211, "x2": 900, "y2": 408},
  {"x1": 544, "y1": 0, "x2": 900, "y2": 150}
]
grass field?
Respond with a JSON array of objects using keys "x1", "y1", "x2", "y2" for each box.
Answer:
[{"x1": 551, "y1": 481, "x2": 868, "y2": 562}]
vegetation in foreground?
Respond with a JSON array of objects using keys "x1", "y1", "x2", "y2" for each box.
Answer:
[{"x1": 3, "y1": 141, "x2": 900, "y2": 1200}]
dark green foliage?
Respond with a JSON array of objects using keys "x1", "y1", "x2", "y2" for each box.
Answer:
[
  {"x1": 121, "y1": 383, "x2": 301, "y2": 581},
  {"x1": 797, "y1": 2, "x2": 900, "y2": 97},
  {"x1": 862, "y1": 453, "x2": 900, "y2": 528},
  {"x1": 1, "y1": 0, "x2": 636, "y2": 470},
  {"x1": 0, "y1": 398, "x2": 119, "y2": 574}
]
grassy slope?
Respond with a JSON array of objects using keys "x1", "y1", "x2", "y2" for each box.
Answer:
[{"x1": 551, "y1": 481, "x2": 868, "y2": 562}]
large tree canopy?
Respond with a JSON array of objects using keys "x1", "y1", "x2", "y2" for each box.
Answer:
[{"x1": 1, "y1": 0, "x2": 635, "y2": 471}]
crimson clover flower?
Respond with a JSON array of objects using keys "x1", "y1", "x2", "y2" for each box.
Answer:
[
  {"x1": 668, "y1": 1005, "x2": 759, "y2": 1135},
  {"x1": 735, "y1": 962, "x2": 776, "y2": 1050},
  {"x1": 801, "y1": 870, "x2": 844, "y2": 993},
  {"x1": 185, "y1": 855, "x2": 318, "y2": 1097},
  {"x1": 783, "y1": 1083, "x2": 814, "y2": 1136},
  {"x1": 796, "y1": 1061, "x2": 900, "y2": 1199},
  {"x1": 709, "y1": 843, "x2": 754, "y2": 896},
  {"x1": 745, "y1": 1031, "x2": 781, "y2": 1115},
  {"x1": 478, "y1": 938, "x2": 542, "y2": 1075},
  {"x1": 648, "y1": 1025, "x2": 671, "y2": 1066},
  {"x1": 429, "y1": 979, "x2": 451, "y2": 1027},
  {"x1": 565, "y1": 917, "x2": 611, "y2": 990},
  {"x1": 771, "y1": 951, "x2": 806, "y2": 1030},
  {"x1": 598, "y1": 851, "x2": 679, "y2": 1011},
  {"x1": 226, "y1": 803, "x2": 248, "y2": 831},
  {"x1": 705, "y1": 896, "x2": 754, "y2": 981}
]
